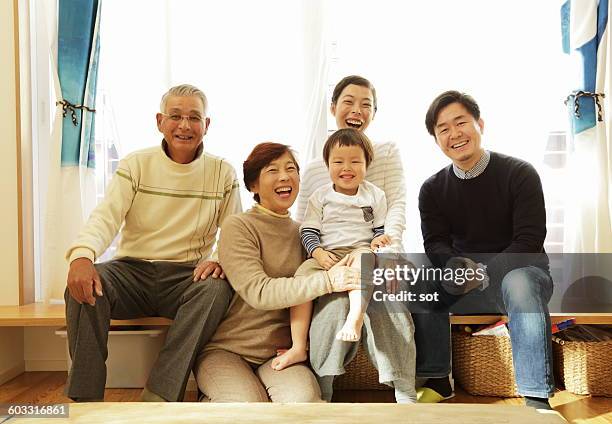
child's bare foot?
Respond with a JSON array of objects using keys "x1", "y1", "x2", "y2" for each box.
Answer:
[
  {"x1": 271, "y1": 347, "x2": 307, "y2": 371},
  {"x1": 335, "y1": 314, "x2": 364, "y2": 342}
]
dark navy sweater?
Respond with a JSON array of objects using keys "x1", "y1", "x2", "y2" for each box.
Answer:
[{"x1": 418, "y1": 151, "x2": 549, "y2": 281}]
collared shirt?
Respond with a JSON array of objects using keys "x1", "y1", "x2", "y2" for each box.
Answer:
[{"x1": 453, "y1": 150, "x2": 491, "y2": 179}]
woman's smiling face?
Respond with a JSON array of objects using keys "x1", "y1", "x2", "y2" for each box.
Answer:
[
  {"x1": 251, "y1": 151, "x2": 300, "y2": 214},
  {"x1": 331, "y1": 84, "x2": 375, "y2": 132}
]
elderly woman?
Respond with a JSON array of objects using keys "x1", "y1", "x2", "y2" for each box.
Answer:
[
  {"x1": 194, "y1": 142, "x2": 360, "y2": 402},
  {"x1": 295, "y1": 75, "x2": 417, "y2": 403}
]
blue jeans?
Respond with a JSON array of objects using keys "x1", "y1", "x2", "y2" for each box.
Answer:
[{"x1": 413, "y1": 266, "x2": 555, "y2": 398}]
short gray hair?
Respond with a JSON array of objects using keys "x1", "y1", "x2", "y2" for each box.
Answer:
[{"x1": 160, "y1": 84, "x2": 208, "y2": 115}]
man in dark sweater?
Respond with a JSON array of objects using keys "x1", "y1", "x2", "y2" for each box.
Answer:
[{"x1": 416, "y1": 90, "x2": 554, "y2": 410}]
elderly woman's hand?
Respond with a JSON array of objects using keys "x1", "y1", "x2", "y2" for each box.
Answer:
[{"x1": 326, "y1": 255, "x2": 361, "y2": 292}]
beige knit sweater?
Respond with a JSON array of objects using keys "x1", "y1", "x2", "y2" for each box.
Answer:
[
  {"x1": 205, "y1": 205, "x2": 332, "y2": 364},
  {"x1": 66, "y1": 142, "x2": 241, "y2": 264}
]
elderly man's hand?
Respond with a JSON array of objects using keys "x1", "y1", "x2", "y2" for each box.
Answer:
[
  {"x1": 66, "y1": 257, "x2": 103, "y2": 306},
  {"x1": 193, "y1": 260, "x2": 225, "y2": 281},
  {"x1": 326, "y1": 255, "x2": 360, "y2": 292}
]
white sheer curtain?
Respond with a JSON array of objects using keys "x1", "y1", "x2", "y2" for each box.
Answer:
[
  {"x1": 562, "y1": 0, "x2": 612, "y2": 253},
  {"x1": 97, "y1": 0, "x2": 325, "y2": 209},
  {"x1": 31, "y1": 0, "x2": 57, "y2": 301},
  {"x1": 35, "y1": 0, "x2": 100, "y2": 303},
  {"x1": 301, "y1": 0, "x2": 330, "y2": 163}
]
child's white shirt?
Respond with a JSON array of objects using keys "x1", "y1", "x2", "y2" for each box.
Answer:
[{"x1": 300, "y1": 180, "x2": 387, "y2": 253}]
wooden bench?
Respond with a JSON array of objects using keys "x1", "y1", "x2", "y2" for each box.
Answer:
[
  {"x1": 2, "y1": 304, "x2": 610, "y2": 392},
  {"x1": 0, "y1": 303, "x2": 171, "y2": 326},
  {"x1": 1, "y1": 303, "x2": 611, "y2": 327}
]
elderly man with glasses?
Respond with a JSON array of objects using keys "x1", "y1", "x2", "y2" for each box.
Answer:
[{"x1": 64, "y1": 84, "x2": 242, "y2": 402}]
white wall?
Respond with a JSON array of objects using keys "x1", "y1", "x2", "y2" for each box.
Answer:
[
  {"x1": 0, "y1": 0, "x2": 22, "y2": 307},
  {"x1": 0, "y1": 0, "x2": 26, "y2": 385}
]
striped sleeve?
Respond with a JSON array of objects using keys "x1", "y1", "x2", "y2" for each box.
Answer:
[
  {"x1": 67, "y1": 158, "x2": 137, "y2": 263},
  {"x1": 299, "y1": 190, "x2": 324, "y2": 256},
  {"x1": 373, "y1": 225, "x2": 385, "y2": 238},
  {"x1": 301, "y1": 227, "x2": 322, "y2": 256},
  {"x1": 295, "y1": 160, "x2": 330, "y2": 222},
  {"x1": 368, "y1": 142, "x2": 406, "y2": 252}
]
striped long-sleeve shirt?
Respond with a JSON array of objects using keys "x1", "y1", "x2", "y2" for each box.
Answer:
[
  {"x1": 299, "y1": 182, "x2": 387, "y2": 255},
  {"x1": 296, "y1": 141, "x2": 406, "y2": 252}
]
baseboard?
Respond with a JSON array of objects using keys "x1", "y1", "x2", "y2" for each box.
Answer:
[
  {"x1": 25, "y1": 360, "x2": 68, "y2": 372},
  {"x1": 0, "y1": 362, "x2": 25, "y2": 385},
  {"x1": 18, "y1": 362, "x2": 197, "y2": 391}
]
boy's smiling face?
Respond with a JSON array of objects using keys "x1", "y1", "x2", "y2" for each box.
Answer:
[{"x1": 328, "y1": 144, "x2": 367, "y2": 196}]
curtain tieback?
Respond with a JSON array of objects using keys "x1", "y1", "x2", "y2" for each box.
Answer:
[
  {"x1": 564, "y1": 91, "x2": 606, "y2": 122},
  {"x1": 56, "y1": 100, "x2": 96, "y2": 126}
]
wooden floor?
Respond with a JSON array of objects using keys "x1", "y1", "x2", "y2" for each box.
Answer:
[{"x1": 1, "y1": 372, "x2": 610, "y2": 423}]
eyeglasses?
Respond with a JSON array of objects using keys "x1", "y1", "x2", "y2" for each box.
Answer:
[{"x1": 160, "y1": 113, "x2": 204, "y2": 126}]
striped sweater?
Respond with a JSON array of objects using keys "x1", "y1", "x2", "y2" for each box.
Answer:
[
  {"x1": 66, "y1": 141, "x2": 242, "y2": 264},
  {"x1": 296, "y1": 141, "x2": 407, "y2": 252}
]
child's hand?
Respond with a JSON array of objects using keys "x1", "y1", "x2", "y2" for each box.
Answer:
[
  {"x1": 371, "y1": 234, "x2": 391, "y2": 250},
  {"x1": 312, "y1": 248, "x2": 339, "y2": 270}
]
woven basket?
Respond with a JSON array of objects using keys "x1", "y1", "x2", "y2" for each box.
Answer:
[
  {"x1": 452, "y1": 331, "x2": 519, "y2": 397},
  {"x1": 553, "y1": 339, "x2": 612, "y2": 396},
  {"x1": 333, "y1": 345, "x2": 390, "y2": 390}
]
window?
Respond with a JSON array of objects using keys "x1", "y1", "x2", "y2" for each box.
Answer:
[
  {"x1": 94, "y1": 1, "x2": 571, "y2": 255},
  {"x1": 93, "y1": 85, "x2": 122, "y2": 262},
  {"x1": 31, "y1": 1, "x2": 574, "y2": 299},
  {"x1": 94, "y1": 0, "x2": 314, "y2": 208},
  {"x1": 326, "y1": 0, "x2": 571, "y2": 252}
]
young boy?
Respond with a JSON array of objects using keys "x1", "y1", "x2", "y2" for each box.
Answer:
[
  {"x1": 272, "y1": 128, "x2": 416, "y2": 403},
  {"x1": 271, "y1": 129, "x2": 415, "y2": 403},
  {"x1": 302, "y1": 128, "x2": 390, "y2": 338}
]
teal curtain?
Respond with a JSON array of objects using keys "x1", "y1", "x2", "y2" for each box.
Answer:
[
  {"x1": 58, "y1": 0, "x2": 101, "y2": 168},
  {"x1": 561, "y1": 0, "x2": 608, "y2": 135},
  {"x1": 560, "y1": 0, "x2": 611, "y2": 253}
]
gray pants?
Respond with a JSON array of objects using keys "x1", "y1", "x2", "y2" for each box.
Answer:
[
  {"x1": 64, "y1": 257, "x2": 232, "y2": 401},
  {"x1": 300, "y1": 258, "x2": 416, "y2": 390}
]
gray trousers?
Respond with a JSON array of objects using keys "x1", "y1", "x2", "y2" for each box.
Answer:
[
  {"x1": 299, "y1": 257, "x2": 416, "y2": 389},
  {"x1": 64, "y1": 257, "x2": 232, "y2": 401}
]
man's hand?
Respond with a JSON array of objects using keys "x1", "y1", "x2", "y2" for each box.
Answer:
[
  {"x1": 312, "y1": 247, "x2": 339, "y2": 270},
  {"x1": 371, "y1": 234, "x2": 391, "y2": 251},
  {"x1": 327, "y1": 255, "x2": 360, "y2": 292},
  {"x1": 193, "y1": 260, "x2": 225, "y2": 281},
  {"x1": 66, "y1": 257, "x2": 103, "y2": 306},
  {"x1": 443, "y1": 257, "x2": 488, "y2": 295}
]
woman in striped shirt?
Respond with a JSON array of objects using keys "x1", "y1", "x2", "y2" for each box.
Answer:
[{"x1": 295, "y1": 75, "x2": 415, "y2": 403}]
